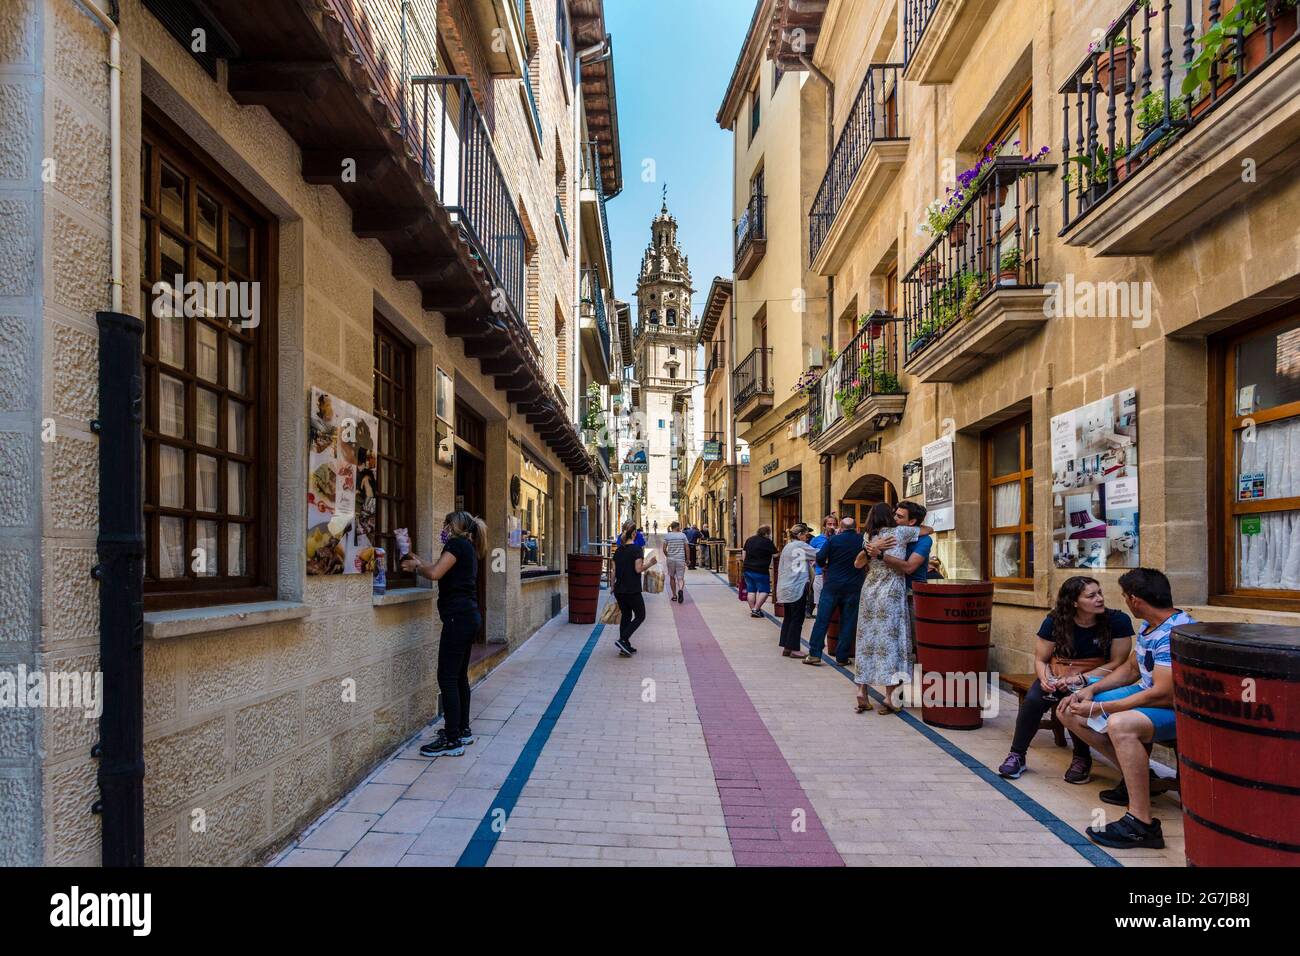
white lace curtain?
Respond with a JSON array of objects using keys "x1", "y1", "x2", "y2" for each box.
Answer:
[
  {"x1": 992, "y1": 481, "x2": 1022, "y2": 578},
  {"x1": 1238, "y1": 417, "x2": 1300, "y2": 590}
]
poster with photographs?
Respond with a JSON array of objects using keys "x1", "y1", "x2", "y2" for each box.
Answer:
[
  {"x1": 1050, "y1": 388, "x2": 1139, "y2": 570},
  {"x1": 306, "y1": 387, "x2": 380, "y2": 575},
  {"x1": 902, "y1": 458, "x2": 923, "y2": 499},
  {"x1": 921, "y1": 437, "x2": 955, "y2": 532}
]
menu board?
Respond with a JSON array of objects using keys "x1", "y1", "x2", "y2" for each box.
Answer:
[{"x1": 306, "y1": 387, "x2": 380, "y2": 575}]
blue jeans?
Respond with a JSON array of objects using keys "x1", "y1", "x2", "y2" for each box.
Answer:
[{"x1": 808, "y1": 585, "x2": 860, "y2": 664}]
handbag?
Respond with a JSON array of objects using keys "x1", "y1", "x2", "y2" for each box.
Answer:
[
  {"x1": 643, "y1": 569, "x2": 664, "y2": 593},
  {"x1": 599, "y1": 600, "x2": 622, "y2": 625},
  {"x1": 738, "y1": 583, "x2": 748, "y2": 601},
  {"x1": 1049, "y1": 656, "x2": 1107, "y2": 680}
]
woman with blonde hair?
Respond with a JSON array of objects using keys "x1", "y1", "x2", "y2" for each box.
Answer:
[{"x1": 403, "y1": 511, "x2": 488, "y2": 757}]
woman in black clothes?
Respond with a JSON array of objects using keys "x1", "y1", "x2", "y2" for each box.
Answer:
[
  {"x1": 611, "y1": 520, "x2": 657, "y2": 657},
  {"x1": 402, "y1": 510, "x2": 487, "y2": 758},
  {"x1": 995, "y1": 575, "x2": 1134, "y2": 783}
]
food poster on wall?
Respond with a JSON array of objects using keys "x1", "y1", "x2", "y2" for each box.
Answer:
[
  {"x1": 921, "y1": 436, "x2": 955, "y2": 532},
  {"x1": 307, "y1": 387, "x2": 381, "y2": 575},
  {"x1": 1050, "y1": 388, "x2": 1139, "y2": 570}
]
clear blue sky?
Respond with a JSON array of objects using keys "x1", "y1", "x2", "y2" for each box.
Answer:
[{"x1": 604, "y1": 0, "x2": 753, "y2": 318}]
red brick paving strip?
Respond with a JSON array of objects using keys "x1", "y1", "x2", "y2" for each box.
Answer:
[{"x1": 671, "y1": 596, "x2": 845, "y2": 866}]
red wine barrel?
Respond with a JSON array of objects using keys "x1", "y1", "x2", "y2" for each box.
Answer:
[
  {"x1": 773, "y1": 555, "x2": 784, "y2": 618},
  {"x1": 912, "y1": 581, "x2": 993, "y2": 730},
  {"x1": 826, "y1": 603, "x2": 841, "y2": 658},
  {"x1": 567, "y1": 553, "x2": 603, "y2": 625},
  {"x1": 1171, "y1": 623, "x2": 1300, "y2": 867}
]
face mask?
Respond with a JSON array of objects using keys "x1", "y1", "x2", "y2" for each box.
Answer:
[{"x1": 440, "y1": 527, "x2": 450, "y2": 546}]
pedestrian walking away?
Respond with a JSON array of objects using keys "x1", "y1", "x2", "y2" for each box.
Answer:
[
  {"x1": 663, "y1": 521, "x2": 689, "y2": 602},
  {"x1": 402, "y1": 511, "x2": 488, "y2": 757},
  {"x1": 853, "y1": 503, "x2": 934, "y2": 714},
  {"x1": 611, "y1": 520, "x2": 657, "y2": 656},
  {"x1": 741, "y1": 525, "x2": 778, "y2": 617},
  {"x1": 775, "y1": 523, "x2": 817, "y2": 658}
]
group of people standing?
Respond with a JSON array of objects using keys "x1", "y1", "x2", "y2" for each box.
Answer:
[{"x1": 745, "y1": 503, "x2": 938, "y2": 714}]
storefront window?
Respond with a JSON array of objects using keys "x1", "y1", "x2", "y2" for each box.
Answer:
[
  {"x1": 1221, "y1": 313, "x2": 1300, "y2": 600},
  {"x1": 141, "y1": 113, "x2": 272, "y2": 609},
  {"x1": 520, "y1": 453, "x2": 552, "y2": 569},
  {"x1": 984, "y1": 415, "x2": 1034, "y2": 585}
]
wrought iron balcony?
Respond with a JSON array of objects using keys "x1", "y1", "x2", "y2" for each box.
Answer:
[
  {"x1": 808, "y1": 314, "x2": 905, "y2": 450},
  {"x1": 580, "y1": 268, "x2": 612, "y2": 366},
  {"x1": 903, "y1": 0, "x2": 941, "y2": 67},
  {"x1": 902, "y1": 158, "x2": 1054, "y2": 381},
  {"x1": 705, "y1": 341, "x2": 726, "y2": 381},
  {"x1": 735, "y1": 192, "x2": 766, "y2": 277},
  {"x1": 902, "y1": 0, "x2": 1000, "y2": 83},
  {"x1": 733, "y1": 347, "x2": 774, "y2": 420},
  {"x1": 809, "y1": 63, "x2": 906, "y2": 268},
  {"x1": 412, "y1": 75, "x2": 526, "y2": 322},
  {"x1": 1059, "y1": 0, "x2": 1300, "y2": 245}
]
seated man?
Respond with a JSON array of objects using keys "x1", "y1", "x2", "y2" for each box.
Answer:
[{"x1": 1057, "y1": 567, "x2": 1194, "y2": 850}]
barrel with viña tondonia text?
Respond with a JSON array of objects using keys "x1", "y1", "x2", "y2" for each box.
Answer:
[
  {"x1": 912, "y1": 580, "x2": 994, "y2": 730},
  {"x1": 1171, "y1": 623, "x2": 1300, "y2": 867},
  {"x1": 567, "y1": 553, "x2": 604, "y2": 625}
]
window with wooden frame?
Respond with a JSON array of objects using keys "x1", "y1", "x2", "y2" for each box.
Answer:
[
  {"x1": 984, "y1": 414, "x2": 1033, "y2": 586},
  {"x1": 373, "y1": 314, "x2": 417, "y2": 586},
  {"x1": 985, "y1": 91, "x2": 1035, "y2": 262},
  {"x1": 140, "y1": 109, "x2": 276, "y2": 610},
  {"x1": 1211, "y1": 308, "x2": 1300, "y2": 608}
]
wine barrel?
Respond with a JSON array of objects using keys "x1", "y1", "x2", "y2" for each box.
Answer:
[
  {"x1": 1171, "y1": 623, "x2": 1300, "y2": 867},
  {"x1": 912, "y1": 580, "x2": 993, "y2": 730},
  {"x1": 772, "y1": 555, "x2": 784, "y2": 618},
  {"x1": 826, "y1": 603, "x2": 841, "y2": 658},
  {"x1": 567, "y1": 553, "x2": 603, "y2": 625},
  {"x1": 727, "y1": 549, "x2": 744, "y2": 587}
]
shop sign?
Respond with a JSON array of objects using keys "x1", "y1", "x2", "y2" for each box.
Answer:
[
  {"x1": 846, "y1": 437, "x2": 882, "y2": 472},
  {"x1": 762, "y1": 458, "x2": 781, "y2": 476}
]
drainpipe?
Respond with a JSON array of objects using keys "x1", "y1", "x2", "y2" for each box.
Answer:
[
  {"x1": 79, "y1": 0, "x2": 144, "y2": 867},
  {"x1": 800, "y1": 53, "x2": 836, "y2": 350}
]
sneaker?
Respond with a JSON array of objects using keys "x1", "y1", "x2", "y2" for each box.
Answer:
[
  {"x1": 678, "y1": 589, "x2": 684, "y2": 603},
  {"x1": 459, "y1": 728, "x2": 476, "y2": 746},
  {"x1": 997, "y1": 752, "x2": 1027, "y2": 779},
  {"x1": 1063, "y1": 754, "x2": 1092, "y2": 784},
  {"x1": 802, "y1": 655, "x2": 823, "y2": 666},
  {"x1": 626, "y1": 642, "x2": 638, "y2": 653},
  {"x1": 1087, "y1": 812, "x2": 1165, "y2": 849},
  {"x1": 419, "y1": 735, "x2": 465, "y2": 758},
  {"x1": 1100, "y1": 770, "x2": 1161, "y2": 806},
  {"x1": 750, "y1": 609, "x2": 764, "y2": 618},
  {"x1": 615, "y1": 639, "x2": 633, "y2": 657}
]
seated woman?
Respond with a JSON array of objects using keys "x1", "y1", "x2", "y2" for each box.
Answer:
[{"x1": 996, "y1": 576, "x2": 1133, "y2": 783}]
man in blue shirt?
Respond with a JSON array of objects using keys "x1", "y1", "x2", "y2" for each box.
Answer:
[
  {"x1": 866, "y1": 501, "x2": 932, "y2": 590},
  {"x1": 804, "y1": 517, "x2": 867, "y2": 667},
  {"x1": 684, "y1": 524, "x2": 700, "y2": 568},
  {"x1": 808, "y1": 514, "x2": 838, "y2": 610}
]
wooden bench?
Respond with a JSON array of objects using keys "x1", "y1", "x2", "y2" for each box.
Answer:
[{"x1": 1001, "y1": 673, "x2": 1067, "y2": 747}]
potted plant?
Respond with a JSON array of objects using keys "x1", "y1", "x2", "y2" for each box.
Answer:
[
  {"x1": 1184, "y1": 0, "x2": 1299, "y2": 114},
  {"x1": 915, "y1": 257, "x2": 942, "y2": 283},
  {"x1": 998, "y1": 246, "x2": 1022, "y2": 286},
  {"x1": 836, "y1": 383, "x2": 861, "y2": 418},
  {"x1": 1091, "y1": 33, "x2": 1139, "y2": 95}
]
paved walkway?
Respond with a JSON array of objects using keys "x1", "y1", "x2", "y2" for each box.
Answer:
[{"x1": 271, "y1": 569, "x2": 1186, "y2": 867}]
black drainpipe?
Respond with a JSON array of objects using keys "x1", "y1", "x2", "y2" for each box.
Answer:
[{"x1": 92, "y1": 310, "x2": 146, "y2": 866}]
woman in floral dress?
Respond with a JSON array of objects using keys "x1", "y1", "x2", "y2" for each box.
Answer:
[{"x1": 852, "y1": 502, "x2": 931, "y2": 714}]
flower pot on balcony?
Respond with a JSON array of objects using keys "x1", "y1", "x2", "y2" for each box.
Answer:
[
  {"x1": 1096, "y1": 45, "x2": 1135, "y2": 95},
  {"x1": 915, "y1": 261, "x2": 941, "y2": 283},
  {"x1": 1243, "y1": 9, "x2": 1298, "y2": 74},
  {"x1": 997, "y1": 268, "x2": 1020, "y2": 287},
  {"x1": 949, "y1": 220, "x2": 970, "y2": 244}
]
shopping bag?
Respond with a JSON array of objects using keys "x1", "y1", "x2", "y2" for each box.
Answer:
[
  {"x1": 643, "y1": 569, "x2": 664, "y2": 593},
  {"x1": 599, "y1": 599, "x2": 622, "y2": 625},
  {"x1": 738, "y1": 583, "x2": 748, "y2": 602}
]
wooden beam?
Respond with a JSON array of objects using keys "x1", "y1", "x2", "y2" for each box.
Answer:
[
  {"x1": 507, "y1": 387, "x2": 540, "y2": 404},
  {"x1": 427, "y1": 292, "x2": 483, "y2": 316},
  {"x1": 302, "y1": 149, "x2": 393, "y2": 184},
  {"x1": 392, "y1": 255, "x2": 458, "y2": 283},
  {"x1": 353, "y1": 208, "x2": 427, "y2": 238},
  {"x1": 495, "y1": 371, "x2": 533, "y2": 392},
  {"x1": 479, "y1": 356, "x2": 525, "y2": 376},
  {"x1": 228, "y1": 61, "x2": 337, "y2": 104}
]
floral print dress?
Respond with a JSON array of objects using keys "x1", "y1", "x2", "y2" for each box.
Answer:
[{"x1": 854, "y1": 525, "x2": 919, "y2": 686}]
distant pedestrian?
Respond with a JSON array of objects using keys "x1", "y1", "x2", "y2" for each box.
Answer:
[
  {"x1": 742, "y1": 525, "x2": 778, "y2": 618},
  {"x1": 684, "y1": 523, "x2": 700, "y2": 569},
  {"x1": 402, "y1": 511, "x2": 488, "y2": 757},
  {"x1": 776, "y1": 524, "x2": 816, "y2": 658},
  {"x1": 663, "y1": 521, "x2": 689, "y2": 603},
  {"x1": 612, "y1": 520, "x2": 657, "y2": 656},
  {"x1": 653, "y1": 520, "x2": 659, "y2": 536}
]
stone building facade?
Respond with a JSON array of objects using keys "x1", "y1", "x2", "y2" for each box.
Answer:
[
  {"x1": 720, "y1": 0, "x2": 1300, "y2": 672},
  {"x1": 0, "y1": 0, "x2": 623, "y2": 866}
]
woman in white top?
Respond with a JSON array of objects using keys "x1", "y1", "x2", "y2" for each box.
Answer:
[
  {"x1": 776, "y1": 524, "x2": 818, "y2": 658},
  {"x1": 662, "y1": 521, "x2": 689, "y2": 603}
]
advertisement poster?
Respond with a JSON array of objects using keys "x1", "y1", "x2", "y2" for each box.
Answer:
[
  {"x1": 921, "y1": 436, "x2": 955, "y2": 532},
  {"x1": 307, "y1": 387, "x2": 381, "y2": 575},
  {"x1": 1050, "y1": 388, "x2": 1139, "y2": 569},
  {"x1": 902, "y1": 458, "x2": 923, "y2": 499}
]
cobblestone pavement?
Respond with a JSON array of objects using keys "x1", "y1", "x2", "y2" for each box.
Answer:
[{"x1": 272, "y1": 569, "x2": 1186, "y2": 867}]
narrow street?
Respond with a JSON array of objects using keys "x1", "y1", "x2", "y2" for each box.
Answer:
[{"x1": 273, "y1": 568, "x2": 1185, "y2": 868}]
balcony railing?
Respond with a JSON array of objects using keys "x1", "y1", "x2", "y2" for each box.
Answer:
[
  {"x1": 581, "y1": 268, "x2": 611, "y2": 362},
  {"x1": 903, "y1": 0, "x2": 941, "y2": 67},
  {"x1": 584, "y1": 141, "x2": 615, "y2": 271},
  {"x1": 705, "y1": 341, "x2": 726, "y2": 380},
  {"x1": 808, "y1": 316, "x2": 903, "y2": 442},
  {"x1": 733, "y1": 347, "x2": 774, "y2": 411},
  {"x1": 412, "y1": 75, "x2": 526, "y2": 321},
  {"x1": 809, "y1": 63, "x2": 905, "y2": 265},
  {"x1": 1059, "y1": 0, "x2": 1300, "y2": 233},
  {"x1": 902, "y1": 158, "x2": 1053, "y2": 361},
  {"x1": 735, "y1": 192, "x2": 766, "y2": 267}
]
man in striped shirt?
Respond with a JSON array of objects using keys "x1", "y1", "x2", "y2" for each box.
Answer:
[{"x1": 663, "y1": 521, "x2": 689, "y2": 604}]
